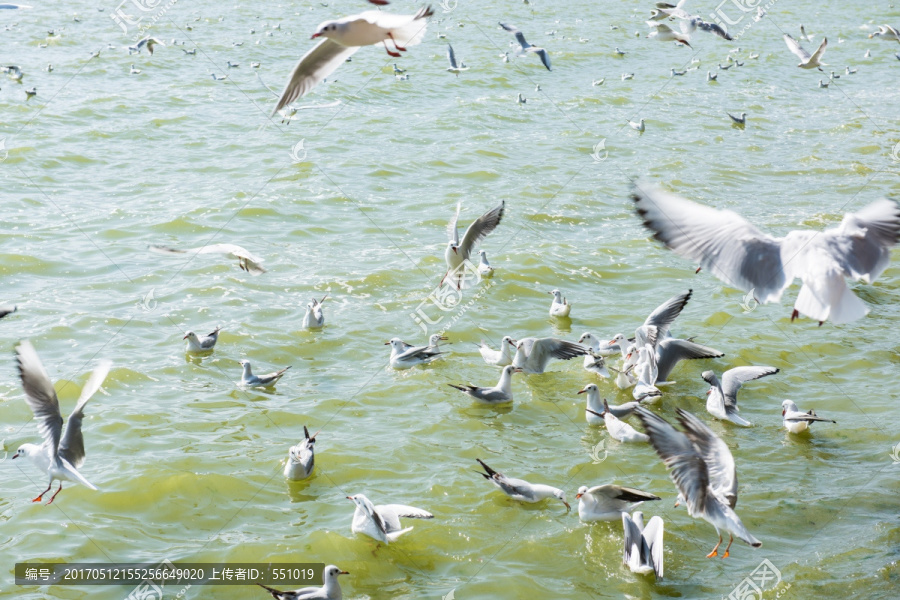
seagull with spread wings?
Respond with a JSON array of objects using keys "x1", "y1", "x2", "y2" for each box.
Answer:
[
  {"x1": 783, "y1": 33, "x2": 828, "y2": 69},
  {"x1": 498, "y1": 22, "x2": 551, "y2": 70},
  {"x1": 444, "y1": 200, "x2": 505, "y2": 289},
  {"x1": 149, "y1": 243, "x2": 267, "y2": 275}
]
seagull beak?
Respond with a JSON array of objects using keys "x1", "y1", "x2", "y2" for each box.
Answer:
[
  {"x1": 563, "y1": 501, "x2": 571, "y2": 511},
  {"x1": 575, "y1": 492, "x2": 583, "y2": 499},
  {"x1": 339, "y1": 570, "x2": 350, "y2": 575},
  {"x1": 346, "y1": 496, "x2": 354, "y2": 501},
  {"x1": 439, "y1": 336, "x2": 449, "y2": 341},
  {"x1": 706, "y1": 389, "x2": 711, "y2": 395},
  {"x1": 674, "y1": 500, "x2": 680, "y2": 508},
  {"x1": 507, "y1": 339, "x2": 517, "y2": 346},
  {"x1": 608, "y1": 339, "x2": 617, "y2": 345},
  {"x1": 11, "y1": 453, "x2": 18, "y2": 459},
  {"x1": 513, "y1": 368, "x2": 524, "y2": 373},
  {"x1": 384, "y1": 341, "x2": 391, "y2": 345},
  {"x1": 183, "y1": 334, "x2": 189, "y2": 340},
  {"x1": 311, "y1": 33, "x2": 321, "y2": 39},
  {"x1": 452, "y1": 247, "x2": 457, "y2": 254},
  {"x1": 782, "y1": 408, "x2": 786, "y2": 416},
  {"x1": 577, "y1": 388, "x2": 587, "y2": 394}
]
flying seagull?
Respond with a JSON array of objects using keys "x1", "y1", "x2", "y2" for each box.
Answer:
[
  {"x1": 783, "y1": 33, "x2": 827, "y2": 70},
  {"x1": 149, "y1": 243, "x2": 266, "y2": 275},
  {"x1": 498, "y1": 22, "x2": 551, "y2": 70}
]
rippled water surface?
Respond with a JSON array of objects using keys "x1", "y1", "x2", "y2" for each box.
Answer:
[{"x1": 2, "y1": 0, "x2": 900, "y2": 598}]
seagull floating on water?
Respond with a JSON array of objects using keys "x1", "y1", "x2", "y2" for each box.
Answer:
[
  {"x1": 386, "y1": 337, "x2": 442, "y2": 369},
  {"x1": 578, "y1": 384, "x2": 641, "y2": 421},
  {"x1": 12, "y1": 340, "x2": 111, "y2": 504},
  {"x1": 727, "y1": 112, "x2": 746, "y2": 126},
  {"x1": 284, "y1": 426, "x2": 317, "y2": 480},
  {"x1": 622, "y1": 511, "x2": 664, "y2": 579},
  {"x1": 475, "y1": 458, "x2": 570, "y2": 510},
  {"x1": 258, "y1": 565, "x2": 347, "y2": 600},
  {"x1": 781, "y1": 399, "x2": 836, "y2": 433},
  {"x1": 445, "y1": 43, "x2": 468, "y2": 76},
  {"x1": 587, "y1": 401, "x2": 649, "y2": 443},
  {"x1": 477, "y1": 249, "x2": 494, "y2": 278},
  {"x1": 702, "y1": 366, "x2": 778, "y2": 426},
  {"x1": 239, "y1": 360, "x2": 291, "y2": 388},
  {"x1": 548, "y1": 289, "x2": 571, "y2": 318},
  {"x1": 576, "y1": 484, "x2": 660, "y2": 522},
  {"x1": 448, "y1": 365, "x2": 522, "y2": 404},
  {"x1": 302, "y1": 295, "x2": 327, "y2": 329},
  {"x1": 348, "y1": 493, "x2": 433, "y2": 543},
  {"x1": 476, "y1": 336, "x2": 516, "y2": 366},
  {"x1": 184, "y1": 326, "x2": 221, "y2": 352},
  {"x1": 628, "y1": 118, "x2": 645, "y2": 132}
]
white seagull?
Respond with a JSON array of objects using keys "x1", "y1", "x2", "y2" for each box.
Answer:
[
  {"x1": 149, "y1": 243, "x2": 267, "y2": 275},
  {"x1": 184, "y1": 325, "x2": 222, "y2": 352},
  {"x1": 239, "y1": 360, "x2": 291, "y2": 388},
  {"x1": 628, "y1": 118, "x2": 645, "y2": 132},
  {"x1": 781, "y1": 399, "x2": 836, "y2": 433},
  {"x1": 635, "y1": 407, "x2": 761, "y2": 558},
  {"x1": 632, "y1": 184, "x2": 900, "y2": 325},
  {"x1": 475, "y1": 458, "x2": 570, "y2": 510},
  {"x1": 548, "y1": 289, "x2": 571, "y2": 318},
  {"x1": 130, "y1": 36, "x2": 164, "y2": 55},
  {"x1": 446, "y1": 43, "x2": 468, "y2": 76},
  {"x1": 576, "y1": 485, "x2": 660, "y2": 522},
  {"x1": 587, "y1": 403, "x2": 649, "y2": 443},
  {"x1": 622, "y1": 511, "x2": 664, "y2": 579},
  {"x1": 385, "y1": 337, "x2": 442, "y2": 369},
  {"x1": 12, "y1": 341, "x2": 111, "y2": 504},
  {"x1": 577, "y1": 332, "x2": 620, "y2": 357},
  {"x1": 271, "y1": 6, "x2": 434, "y2": 115},
  {"x1": 703, "y1": 366, "x2": 779, "y2": 426},
  {"x1": 444, "y1": 200, "x2": 505, "y2": 289},
  {"x1": 302, "y1": 295, "x2": 327, "y2": 329},
  {"x1": 284, "y1": 426, "x2": 317, "y2": 480},
  {"x1": 783, "y1": 33, "x2": 827, "y2": 70},
  {"x1": 512, "y1": 337, "x2": 587, "y2": 374},
  {"x1": 257, "y1": 565, "x2": 348, "y2": 600},
  {"x1": 868, "y1": 25, "x2": 900, "y2": 43},
  {"x1": 578, "y1": 384, "x2": 641, "y2": 422},
  {"x1": 477, "y1": 249, "x2": 494, "y2": 278},
  {"x1": 476, "y1": 336, "x2": 516, "y2": 366},
  {"x1": 498, "y1": 22, "x2": 551, "y2": 70},
  {"x1": 447, "y1": 365, "x2": 522, "y2": 404},
  {"x1": 347, "y1": 493, "x2": 433, "y2": 543}
]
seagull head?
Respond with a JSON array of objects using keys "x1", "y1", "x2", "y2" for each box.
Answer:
[
  {"x1": 548, "y1": 289, "x2": 562, "y2": 301},
  {"x1": 577, "y1": 383, "x2": 598, "y2": 395},
  {"x1": 553, "y1": 489, "x2": 571, "y2": 511},
  {"x1": 386, "y1": 338, "x2": 407, "y2": 351},
  {"x1": 183, "y1": 331, "x2": 197, "y2": 341},
  {"x1": 429, "y1": 334, "x2": 449, "y2": 346},
  {"x1": 448, "y1": 241, "x2": 459, "y2": 255},
  {"x1": 504, "y1": 336, "x2": 517, "y2": 347},
  {"x1": 346, "y1": 493, "x2": 375, "y2": 516},
  {"x1": 577, "y1": 332, "x2": 597, "y2": 346},
  {"x1": 312, "y1": 21, "x2": 342, "y2": 40},
  {"x1": 609, "y1": 333, "x2": 627, "y2": 347},
  {"x1": 323, "y1": 565, "x2": 350, "y2": 581},
  {"x1": 12, "y1": 443, "x2": 40, "y2": 460},
  {"x1": 575, "y1": 485, "x2": 589, "y2": 499},
  {"x1": 782, "y1": 399, "x2": 798, "y2": 416}
]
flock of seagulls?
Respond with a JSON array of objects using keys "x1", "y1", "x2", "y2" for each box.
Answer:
[{"x1": 4, "y1": 1, "x2": 899, "y2": 597}]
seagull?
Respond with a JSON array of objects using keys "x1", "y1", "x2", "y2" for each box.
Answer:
[
  {"x1": 476, "y1": 336, "x2": 516, "y2": 366},
  {"x1": 727, "y1": 112, "x2": 746, "y2": 126},
  {"x1": 582, "y1": 350, "x2": 610, "y2": 379},
  {"x1": 227, "y1": 60, "x2": 240, "y2": 68},
  {"x1": 845, "y1": 66, "x2": 857, "y2": 75},
  {"x1": 631, "y1": 184, "x2": 900, "y2": 324},
  {"x1": 511, "y1": 337, "x2": 586, "y2": 374},
  {"x1": 609, "y1": 288, "x2": 695, "y2": 354},
  {"x1": 718, "y1": 62, "x2": 732, "y2": 70},
  {"x1": 149, "y1": 243, "x2": 266, "y2": 275},
  {"x1": 548, "y1": 289, "x2": 571, "y2": 318},
  {"x1": 446, "y1": 43, "x2": 468, "y2": 76},
  {"x1": 132, "y1": 36, "x2": 164, "y2": 55},
  {"x1": 25, "y1": 87, "x2": 36, "y2": 97},
  {"x1": 475, "y1": 458, "x2": 570, "y2": 510},
  {"x1": 631, "y1": 352, "x2": 662, "y2": 403},
  {"x1": 498, "y1": 22, "x2": 551, "y2": 70},
  {"x1": 636, "y1": 407, "x2": 761, "y2": 557},
  {"x1": 577, "y1": 332, "x2": 620, "y2": 357},
  {"x1": 385, "y1": 337, "x2": 442, "y2": 369},
  {"x1": 271, "y1": 6, "x2": 434, "y2": 115},
  {"x1": 830, "y1": 70, "x2": 840, "y2": 79},
  {"x1": 239, "y1": 360, "x2": 291, "y2": 388},
  {"x1": 621, "y1": 72, "x2": 634, "y2": 80},
  {"x1": 707, "y1": 71, "x2": 717, "y2": 81},
  {"x1": 689, "y1": 17, "x2": 732, "y2": 41},
  {"x1": 477, "y1": 249, "x2": 494, "y2": 278},
  {"x1": 818, "y1": 79, "x2": 829, "y2": 88},
  {"x1": 748, "y1": 52, "x2": 759, "y2": 59},
  {"x1": 516, "y1": 92, "x2": 526, "y2": 104},
  {"x1": 614, "y1": 47, "x2": 626, "y2": 56},
  {"x1": 646, "y1": 22, "x2": 692, "y2": 48},
  {"x1": 392, "y1": 63, "x2": 406, "y2": 74},
  {"x1": 184, "y1": 326, "x2": 222, "y2": 352},
  {"x1": 0, "y1": 305, "x2": 18, "y2": 319},
  {"x1": 129, "y1": 64, "x2": 141, "y2": 74},
  {"x1": 302, "y1": 295, "x2": 327, "y2": 329},
  {"x1": 211, "y1": 73, "x2": 227, "y2": 81},
  {"x1": 578, "y1": 384, "x2": 641, "y2": 422},
  {"x1": 800, "y1": 24, "x2": 813, "y2": 42},
  {"x1": 425, "y1": 333, "x2": 448, "y2": 353},
  {"x1": 592, "y1": 78, "x2": 605, "y2": 86},
  {"x1": 347, "y1": 493, "x2": 433, "y2": 543},
  {"x1": 864, "y1": 49, "x2": 871, "y2": 58},
  {"x1": 284, "y1": 426, "x2": 317, "y2": 480},
  {"x1": 4, "y1": 65, "x2": 23, "y2": 80},
  {"x1": 628, "y1": 118, "x2": 645, "y2": 132},
  {"x1": 258, "y1": 565, "x2": 347, "y2": 600},
  {"x1": 447, "y1": 365, "x2": 522, "y2": 404},
  {"x1": 781, "y1": 400, "x2": 836, "y2": 433},
  {"x1": 869, "y1": 25, "x2": 900, "y2": 43},
  {"x1": 622, "y1": 511, "x2": 664, "y2": 579},
  {"x1": 183, "y1": 48, "x2": 197, "y2": 55},
  {"x1": 251, "y1": 62, "x2": 261, "y2": 68},
  {"x1": 671, "y1": 68, "x2": 686, "y2": 76},
  {"x1": 587, "y1": 401, "x2": 649, "y2": 443},
  {"x1": 784, "y1": 34, "x2": 827, "y2": 70},
  {"x1": 576, "y1": 484, "x2": 659, "y2": 522},
  {"x1": 12, "y1": 341, "x2": 111, "y2": 504},
  {"x1": 444, "y1": 201, "x2": 505, "y2": 289},
  {"x1": 702, "y1": 367, "x2": 779, "y2": 426}
]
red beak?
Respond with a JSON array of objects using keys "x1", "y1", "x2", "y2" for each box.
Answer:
[
  {"x1": 452, "y1": 247, "x2": 457, "y2": 254},
  {"x1": 782, "y1": 409, "x2": 785, "y2": 416},
  {"x1": 183, "y1": 335, "x2": 189, "y2": 340},
  {"x1": 311, "y1": 33, "x2": 321, "y2": 39},
  {"x1": 608, "y1": 339, "x2": 617, "y2": 345},
  {"x1": 706, "y1": 389, "x2": 711, "y2": 395},
  {"x1": 577, "y1": 389, "x2": 586, "y2": 394}
]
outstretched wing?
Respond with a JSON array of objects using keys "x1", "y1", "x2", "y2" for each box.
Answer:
[
  {"x1": 272, "y1": 38, "x2": 359, "y2": 115},
  {"x1": 459, "y1": 201, "x2": 505, "y2": 259},
  {"x1": 59, "y1": 359, "x2": 112, "y2": 468},
  {"x1": 15, "y1": 341, "x2": 64, "y2": 463},
  {"x1": 784, "y1": 33, "x2": 811, "y2": 61}
]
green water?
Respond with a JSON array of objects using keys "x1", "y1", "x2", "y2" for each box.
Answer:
[{"x1": 2, "y1": 0, "x2": 900, "y2": 598}]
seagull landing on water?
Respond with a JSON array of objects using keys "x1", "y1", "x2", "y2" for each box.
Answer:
[
  {"x1": 258, "y1": 565, "x2": 348, "y2": 600},
  {"x1": 782, "y1": 400, "x2": 836, "y2": 433},
  {"x1": 636, "y1": 407, "x2": 762, "y2": 558},
  {"x1": 498, "y1": 22, "x2": 551, "y2": 70},
  {"x1": 239, "y1": 360, "x2": 291, "y2": 388},
  {"x1": 149, "y1": 243, "x2": 266, "y2": 275},
  {"x1": 447, "y1": 365, "x2": 522, "y2": 404},
  {"x1": 445, "y1": 43, "x2": 468, "y2": 76},
  {"x1": 302, "y1": 294, "x2": 327, "y2": 329},
  {"x1": 702, "y1": 366, "x2": 778, "y2": 426},
  {"x1": 727, "y1": 112, "x2": 746, "y2": 126},
  {"x1": 631, "y1": 183, "x2": 900, "y2": 325},
  {"x1": 622, "y1": 511, "x2": 664, "y2": 579},
  {"x1": 548, "y1": 289, "x2": 571, "y2": 318},
  {"x1": 443, "y1": 200, "x2": 505, "y2": 290},
  {"x1": 784, "y1": 33, "x2": 827, "y2": 70},
  {"x1": 575, "y1": 484, "x2": 659, "y2": 522},
  {"x1": 475, "y1": 458, "x2": 570, "y2": 510},
  {"x1": 12, "y1": 341, "x2": 111, "y2": 505},
  {"x1": 347, "y1": 493, "x2": 433, "y2": 544},
  {"x1": 284, "y1": 426, "x2": 317, "y2": 480},
  {"x1": 271, "y1": 6, "x2": 434, "y2": 115},
  {"x1": 184, "y1": 326, "x2": 221, "y2": 352}
]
